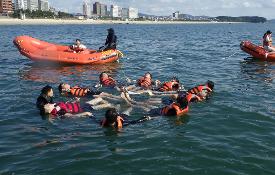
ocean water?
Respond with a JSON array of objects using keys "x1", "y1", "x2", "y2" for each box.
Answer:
[{"x1": 0, "y1": 23, "x2": 274, "y2": 175}]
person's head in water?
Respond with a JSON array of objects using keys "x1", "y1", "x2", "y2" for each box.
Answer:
[
  {"x1": 75, "y1": 39, "x2": 81, "y2": 46},
  {"x1": 58, "y1": 83, "x2": 71, "y2": 93},
  {"x1": 177, "y1": 96, "x2": 189, "y2": 109},
  {"x1": 206, "y1": 80, "x2": 214, "y2": 90},
  {"x1": 144, "y1": 72, "x2": 152, "y2": 80},
  {"x1": 104, "y1": 108, "x2": 119, "y2": 126},
  {"x1": 100, "y1": 72, "x2": 110, "y2": 80},
  {"x1": 267, "y1": 30, "x2": 272, "y2": 35},
  {"x1": 41, "y1": 85, "x2": 53, "y2": 97},
  {"x1": 107, "y1": 28, "x2": 114, "y2": 34}
]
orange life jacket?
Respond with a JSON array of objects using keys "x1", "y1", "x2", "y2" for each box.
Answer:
[
  {"x1": 137, "y1": 77, "x2": 152, "y2": 88},
  {"x1": 188, "y1": 85, "x2": 211, "y2": 95},
  {"x1": 159, "y1": 80, "x2": 180, "y2": 92},
  {"x1": 186, "y1": 93, "x2": 201, "y2": 102},
  {"x1": 70, "y1": 87, "x2": 89, "y2": 97},
  {"x1": 160, "y1": 102, "x2": 188, "y2": 116},
  {"x1": 101, "y1": 77, "x2": 116, "y2": 87}
]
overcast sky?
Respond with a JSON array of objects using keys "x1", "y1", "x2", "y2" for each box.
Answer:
[{"x1": 48, "y1": 0, "x2": 275, "y2": 19}]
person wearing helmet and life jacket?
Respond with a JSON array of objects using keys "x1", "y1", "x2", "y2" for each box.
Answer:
[
  {"x1": 158, "y1": 77, "x2": 180, "y2": 92},
  {"x1": 99, "y1": 72, "x2": 117, "y2": 87},
  {"x1": 43, "y1": 102, "x2": 92, "y2": 118},
  {"x1": 58, "y1": 83, "x2": 101, "y2": 97},
  {"x1": 188, "y1": 80, "x2": 214, "y2": 100},
  {"x1": 263, "y1": 30, "x2": 275, "y2": 52},
  {"x1": 137, "y1": 72, "x2": 153, "y2": 89},
  {"x1": 100, "y1": 108, "x2": 152, "y2": 129},
  {"x1": 70, "y1": 39, "x2": 87, "y2": 53}
]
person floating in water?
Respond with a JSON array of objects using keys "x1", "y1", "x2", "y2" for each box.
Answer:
[
  {"x1": 70, "y1": 39, "x2": 87, "y2": 53},
  {"x1": 263, "y1": 30, "x2": 275, "y2": 52},
  {"x1": 100, "y1": 108, "x2": 152, "y2": 129},
  {"x1": 43, "y1": 102, "x2": 92, "y2": 118},
  {"x1": 187, "y1": 80, "x2": 214, "y2": 100},
  {"x1": 58, "y1": 83, "x2": 101, "y2": 97},
  {"x1": 99, "y1": 28, "x2": 117, "y2": 51},
  {"x1": 36, "y1": 85, "x2": 54, "y2": 113}
]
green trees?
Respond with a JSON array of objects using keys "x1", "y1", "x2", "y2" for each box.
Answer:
[
  {"x1": 216, "y1": 16, "x2": 267, "y2": 23},
  {"x1": 11, "y1": 9, "x2": 73, "y2": 19}
]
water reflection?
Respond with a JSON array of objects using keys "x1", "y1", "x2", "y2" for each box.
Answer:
[
  {"x1": 240, "y1": 58, "x2": 275, "y2": 84},
  {"x1": 19, "y1": 62, "x2": 122, "y2": 83}
]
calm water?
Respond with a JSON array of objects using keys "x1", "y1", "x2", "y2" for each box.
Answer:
[{"x1": 0, "y1": 23, "x2": 275, "y2": 175}]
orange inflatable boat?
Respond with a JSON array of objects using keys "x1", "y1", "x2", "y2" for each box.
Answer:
[
  {"x1": 240, "y1": 41, "x2": 275, "y2": 61},
  {"x1": 13, "y1": 36, "x2": 123, "y2": 64}
]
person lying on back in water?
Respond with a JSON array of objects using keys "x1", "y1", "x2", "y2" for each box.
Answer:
[
  {"x1": 187, "y1": 80, "x2": 214, "y2": 100},
  {"x1": 70, "y1": 39, "x2": 87, "y2": 53},
  {"x1": 263, "y1": 30, "x2": 275, "y2": 52},
  {"x1": 58, "y1": 83, "x2": 101, "y2": 97},
  {"x1": 100, "y1": 108, "x2": 152, "y2": 129},
  {"x1": 43, "y1": 101, "x2": 92, "y2": 118}
]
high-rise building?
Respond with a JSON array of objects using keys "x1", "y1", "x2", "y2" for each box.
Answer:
[
  {"x1": 121, "y1": 8, "x2": 128, "y2": 19},
  {"x1": 0, "y1": 0, "x2": 13, "y2": 14},
  {"x1": 38, "y1": 0, "x2": 49, "y2": 11},
  {"x1": 14, "y1": 0, "x2": 27, "y2": 10},
  {"x1": 93, "y1": 2, "x2": 107, "y2": 17},
  {"x1": 100, "y1": 3, "x2": 107, "y2": 17},
  {"x1": 27, "y1": 0, "x2": 38, "y2": 11},
  {"x1": 83, "y1": 1, "x2": 91, "y2": 18},
  {"x1": 172, "y1": 11, "x2": 179, "y2": 19},
  {"x1": 110, "y1": 5, "x2": 121, "y2": 18},
  {"x1": 128, "y1": 7, "x2": 138, "y2": 19},
  {"x1": 93, "y1": 2, "x2": 100, "y2": 15}
]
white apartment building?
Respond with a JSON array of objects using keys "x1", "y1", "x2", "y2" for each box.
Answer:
[{"x1": 128, "y1": 7, "x2": 138, "y2": 19}]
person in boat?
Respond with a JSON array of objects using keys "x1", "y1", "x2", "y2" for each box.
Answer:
[
  {"x1": 70, "y1": 39, "x2": 87, "y2": 53},
  {"x1": 36, "y1": 85, "x2": 54, "y2": 113},
  {"x1": 99, "y1": 28, "x2": 117, "y2": 51},
  {"x1": 100, "y1": 108, "x2": 153, "y2": 129},
  {"x1": 43, "y1": 102, "x2": 93, "y2": 118},
  {"x1": 58, "y1": 83, "x2": 101, "y2": 97},
  {"x1": 263, "y1": 30, "x2": 275, "y2": 52}
]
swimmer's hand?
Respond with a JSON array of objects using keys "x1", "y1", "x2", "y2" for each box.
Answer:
[{"x1": 94, "y1": 83, "x2": 102, "y2": 88}]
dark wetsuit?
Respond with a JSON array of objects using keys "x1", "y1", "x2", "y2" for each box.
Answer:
[
  {"x1": 104, "y1": 33, "x2": 117, "y2": 50},
  {"x1": 36, "y1": 94, "x2": 53, "y2": 110}
]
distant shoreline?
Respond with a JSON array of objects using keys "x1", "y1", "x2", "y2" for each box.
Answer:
[{"x1": 0, "y1": 18, "x2": 245, "y2": 25}]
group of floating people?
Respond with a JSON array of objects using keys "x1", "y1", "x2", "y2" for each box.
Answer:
[
  {"x1": 34, "y1": 27, "x2": 217, "y2": 129},
  {"x1": 36, "y1": 71, "x2": 214, "y2": 130}
]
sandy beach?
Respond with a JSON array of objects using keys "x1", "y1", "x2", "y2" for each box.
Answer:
[{"x1": 0, "y1": 18, "x2": 237, "y2": 25}]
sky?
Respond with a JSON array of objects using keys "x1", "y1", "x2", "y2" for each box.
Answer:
[{"x1": 48, "y1": 0, "x2": 275, "y2": 19}]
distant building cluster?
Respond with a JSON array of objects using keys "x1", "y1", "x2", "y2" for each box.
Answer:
[
  {"x1": 14, "y1": 0, "x2": 49, "y2": 11},
  {"x1": 83, "y1": 1, "x2": 138, "y2": 19},
  {"x1": 172, "y1": 11, "x2": 216, "y2": 21},
  {"x1": 0, "y1": 0, "x2": 50, "y2": 15}
]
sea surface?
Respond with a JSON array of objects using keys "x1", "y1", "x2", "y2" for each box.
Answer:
[{"x1": 0, "y1": 23, "x2": 275, "y2": 175}]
